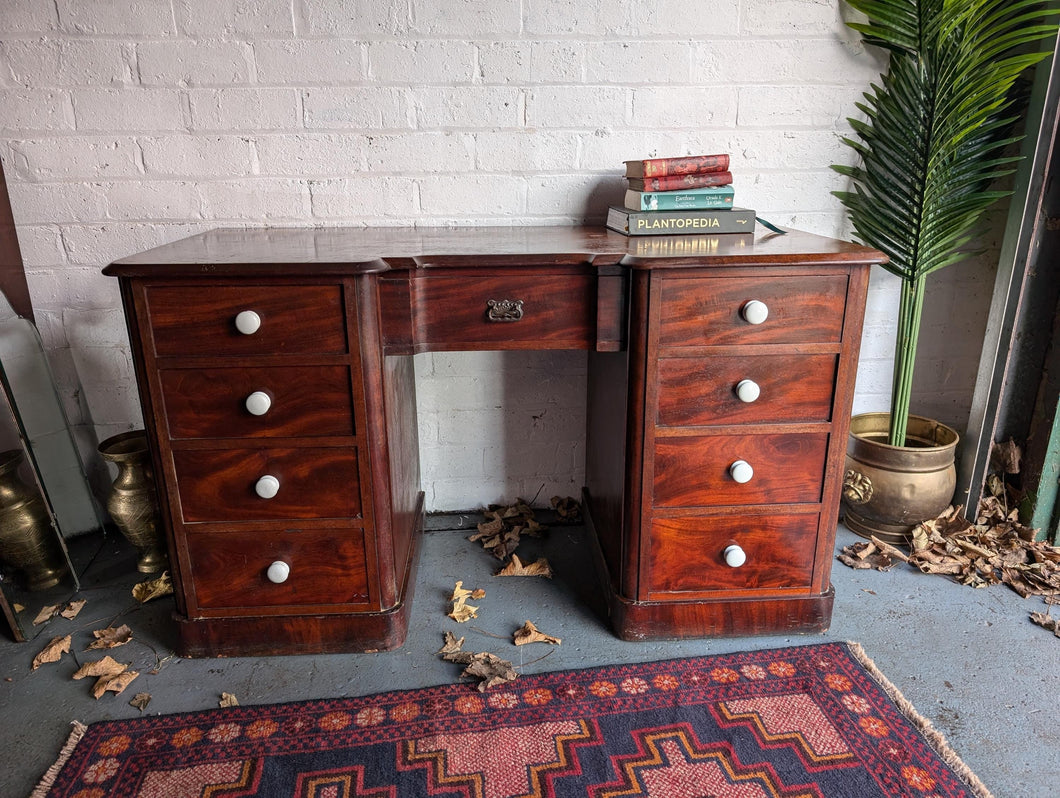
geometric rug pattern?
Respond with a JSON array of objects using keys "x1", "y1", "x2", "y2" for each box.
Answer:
[{"x1": 32, "y1": 642, "x2": 992, "y2": 797}]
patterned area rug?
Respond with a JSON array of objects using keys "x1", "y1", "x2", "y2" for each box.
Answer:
[{"x1": 33, "y1": 642, "x2": 991, "y2": 798}]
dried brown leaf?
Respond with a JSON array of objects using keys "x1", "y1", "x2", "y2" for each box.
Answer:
[
  {"x1": 72, "y1": 655, "x2": 128, "y2": 681},
  {"x1": 990, "y1": 438, "x2": 1022, "y2": 475},
  {"x1": 462, "y1": 652, "x2": 517, "y2": 692},
  {"x1": 32, "y1": 636, "x2": 71, "y2": 669},
  {"x1": 219, "y1": 692, "x2": 239, "y2": 707},
  {"x1": 87, "y1": 624, "x2": 133, "y2": 650},
  {"x1": 448, "y1": 603, "x2": 479, "y2": 623},
  {"x1": 60, "y1": 599, "x2": 87, "y2": 620},
  {"x1": 448, "y1": 581, "x2": 480, "y2": 623},
  {"x1": 32, "y1": 604, "x2": 60, "y2": 626},
  {"x1": 495, "y1": 554, "x2": 553, "y2": 578},
  {"x1": 129, "y1": 692, "x2": 152, "y2": 712},
  {"x1": 513, "y1": 620, "x2": 561, "y2": 646},
  {"x1": 132, "y1": 571, "x2": 173, "y2": 603},
  {"x1": 1030, "y1": 611, "x2": 1060, "y2": 637},
  {"x1": 92, "y1": 669, "x2": 138, "y2": 699},
  {"x1": 437, "y1": 631, "x2": 465, "y2": 657},
  {"x1": 550, "y1": 495, "x2": 581, "y2": 520}
]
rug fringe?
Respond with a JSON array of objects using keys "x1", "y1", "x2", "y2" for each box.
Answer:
[
  {"x1": 30, "y1": 720, "x2": 88, "y2": 798},
  {"x1": 846, "y1": 642, "x2": 995, "y2": 798}
]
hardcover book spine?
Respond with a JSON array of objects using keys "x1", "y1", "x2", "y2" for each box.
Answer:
[
  {"x1": 625, "y1": 187, "x2": 734, "y2": 211},
  {"x1": 626, "y1": 153, "x2": 730, "y2": 178},
  {"x1": 629, "y1": 171, "x2": 733, "y2": 191},
  {"x1": 606, "y1": 206, "x2": 756, "y2": 236}
]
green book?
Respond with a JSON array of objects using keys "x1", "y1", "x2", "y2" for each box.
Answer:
[
  {"x1": 624, "y1": 185, "x2": 735, "y2": 211},
  {"x1": 606, "y1": 206, "x2": 756, "y2": 236}
]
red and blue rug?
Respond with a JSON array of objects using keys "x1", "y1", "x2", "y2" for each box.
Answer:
[{"x1": 33, "y1": 642, "x2": 990, "y2": 797}]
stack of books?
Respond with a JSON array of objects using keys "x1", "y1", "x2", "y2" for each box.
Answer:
[{"x1": 606, "y1": 153, "x2": 756, "y2": 236}]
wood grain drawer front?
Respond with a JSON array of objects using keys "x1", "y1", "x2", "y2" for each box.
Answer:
[
  {"x1": 185, "y1": 527, "x2": 370, "y2": 611},
  {"x1": 657, "y1": 354, "x2": 837, "y2": 427},
  {"x1": 174, "y1": 447, "x2": 361, "y2": 522},
  {"x1": 161, "y1": 366, "x2": 355, "y2": 439},
  {"x1": 653, "y1": 433, "x2": 828, "y2": 507},
  {"x1": 413, "y1": 273, "x2": 595, "y2": 349},
  {"x1": 647, "y1": 514, "x2": 818, "y2": 597},
  {"x1": 658, "y1": 274, "x2": 848, "y2": 347},
  {"x1": 146, "y1": 285, "x2": 347, "y2": 358}
]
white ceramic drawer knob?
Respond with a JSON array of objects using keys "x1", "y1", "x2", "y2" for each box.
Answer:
[
  {"x1": 741, "y1": 299, "x2": 769, "y2": 325},
  {"x1": 255, "y1": 474, "x2": 280, "y2": 499},
  {"x1": 235, "y1": 310, "x2": 262, "y2": 335},
  {"x1": 729, "y1": 459, "x2": 754, "y2": 484},
  {"x1": 245, "y1": 391, "x2": 272, "y2": 416},
  {"x1": 723, "y1": 544, "x2": 747, "y2": 568},
  {"x1": 266, "y1": 560, "x2": 290, "y2": 584},
  {"x1": 735, "y1": 379, "x2": 761, "y2": 403}
]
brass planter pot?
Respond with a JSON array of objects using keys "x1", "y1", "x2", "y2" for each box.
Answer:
[
  {"x1": 0, "y1": 449, "x2": 69, "y2": 590},
  {"x1": 99, "y1": 431, "x2": 167, "y2": 573},
  {"x1": 842, "y1": 413, "x2": 959, "y2": 545}
]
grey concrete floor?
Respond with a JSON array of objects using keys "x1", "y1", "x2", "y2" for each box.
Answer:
[{"x1": 1, "y1": 514, "x2": 1057, "y2": 798}]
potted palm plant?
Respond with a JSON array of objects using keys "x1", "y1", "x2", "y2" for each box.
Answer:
[{"x1": 833, "y1": 0, "x2": 1058, "y2": 542}]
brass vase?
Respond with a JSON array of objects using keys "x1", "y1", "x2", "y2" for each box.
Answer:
[
  {"x1": 98, "y1": 431, "x2": 167, "y2": 573},
  {"x1": 0, "y1": 449, "x2": 69, "y2": 590},
  {"x1": 842, "y1": 413, "x2": 959, "y2": 545}
]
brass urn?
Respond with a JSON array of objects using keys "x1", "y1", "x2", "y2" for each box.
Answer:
[
  {"x1": 842, "y1": 413, "x2": 959, "y2": 544},
  {"x1": 0, "y1": 449, "x2": 69, "y2": 590},
  {"x1": 98, "y1": 431, "x2": 167, "y2": 573}
]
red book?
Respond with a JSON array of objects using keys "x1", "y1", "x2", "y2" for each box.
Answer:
[
  {"x1": 627, "y1": 171, "x2": 733, "y2": 191},
  {"x1": 624, "y1": 153, "x2": 729, "y2": 178}
]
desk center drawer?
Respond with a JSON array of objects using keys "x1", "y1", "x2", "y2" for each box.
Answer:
[
  {"x1": 174, "y1": 447, "x2": 362, "y2": 522},
  {"x1": 161, "y1": 366, "x2": 355, "y2": 439},
  {"x1": 412, "y1": 272, "x2": 595, "y2": 350}
]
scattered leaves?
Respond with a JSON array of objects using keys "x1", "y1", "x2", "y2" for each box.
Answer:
[
  {"x1": 470, "y1": 500, "x2": 546, "y2": 560},
  {"x1": 129, "y1": 693, "x2": 152, "y2": 712},
  {"x1": 550, "y1": 495, "x2": 581, "y2": 521},
  {"x1": 496, "y1": 554, "x2": 553, "y2": 578},
  {"x1": 838, "y1": 500, "x2": 1060, "y2": 637},
  {"x1": 219, "y1": 692, "x2": 239, "y2": 708},
  {"x1": 436, "y1": 632, "x2": 518, "y2": 691},
  {"x1": 32, "y1": 636, "x2": 71, "y2": 669},
  {"x1": 72, "y1": 656, "x2": 139, "y2": 699},
  {"x1": 513, "y1": 620, "x2": 561, "y2": 646},
  {"x1": 448, "y1": 581, "x2": 482, "y2": 623},
  {"x1": 133, "y1": 571, "x2": 173, "y2": 603},
  {"x1": 86, "y1": 624, "x2": 133, "y2": 650}
]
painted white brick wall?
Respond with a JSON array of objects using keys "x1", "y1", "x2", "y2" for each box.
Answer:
[{"x1": 0, "y1": 0, "x2": 995, "y2": 512}]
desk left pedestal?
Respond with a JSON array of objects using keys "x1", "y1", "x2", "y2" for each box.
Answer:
[{"x1": 114, "y1": 274, "x2": 422, "y2": 657}]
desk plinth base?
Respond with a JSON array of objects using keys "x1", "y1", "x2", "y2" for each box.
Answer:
[{"x1": 603, "y1": 588, "x2": 834, "y2": 641}]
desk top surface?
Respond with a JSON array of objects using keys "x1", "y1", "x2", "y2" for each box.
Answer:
[{"x1": 105, "y1": 225, "x2": 885, "y2": 277}]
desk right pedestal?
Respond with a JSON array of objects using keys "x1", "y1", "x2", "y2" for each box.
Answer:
[{"x1": 585, "y1": 261, "x2": 870, "y2": 639}]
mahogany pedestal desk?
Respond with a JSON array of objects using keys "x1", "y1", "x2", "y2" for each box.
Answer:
[{"x1": 104, "y1": 226, "x2": 883, "y2": 657}]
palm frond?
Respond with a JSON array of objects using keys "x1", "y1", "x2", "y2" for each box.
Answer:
[{"x1": 833, "y1": 0, "x2": 1058, "y2": 444}]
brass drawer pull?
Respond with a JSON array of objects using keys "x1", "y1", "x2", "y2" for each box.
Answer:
[{"x1": 486, "y1": 298, "x2": 524, "y2": 322}]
